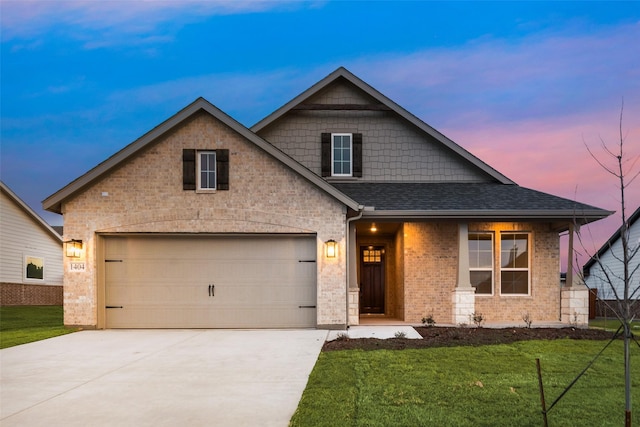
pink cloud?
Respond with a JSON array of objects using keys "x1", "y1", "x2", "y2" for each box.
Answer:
[{"x1": 442, "y1": 107, "x2": 640, "y2": 271}]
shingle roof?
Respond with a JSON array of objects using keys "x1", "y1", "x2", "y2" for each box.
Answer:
[{"x1": 332, "y1": 182, "x2": 612, "y2": 226}]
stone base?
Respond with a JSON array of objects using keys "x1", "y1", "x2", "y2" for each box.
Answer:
[
  {"x1": 348, "y1": 289, "x2": 360, "y2": 326},
  {"x1": 452, "y1": 287, "x2": 476, "y2": 325},
  {"x1": 561, "y1": 286, "x2": 589, "y2": 327}
]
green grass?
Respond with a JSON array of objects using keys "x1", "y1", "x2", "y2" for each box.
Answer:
[
  {"x1": 0, "y1": 306, "x2": 78, "y2": 349},
  {"x1": 290, "y1": 340, "x2": 640, "y2": 427},
  {"x1": 590, "y1": 317, "x2": 640, "y2": 332}
]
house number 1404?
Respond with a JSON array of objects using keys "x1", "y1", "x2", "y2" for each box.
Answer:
[{"x1": 70, "y1": 262, "x2": 85, "y2": 272}]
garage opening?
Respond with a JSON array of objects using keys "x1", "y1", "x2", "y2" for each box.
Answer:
[{"x1": 103, "y1": 234, "x2": 317, "y2": 328}]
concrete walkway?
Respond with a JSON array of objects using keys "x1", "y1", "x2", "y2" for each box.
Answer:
[{"x1": 1, "y1": 329, "x2": 328, "y2": 427}]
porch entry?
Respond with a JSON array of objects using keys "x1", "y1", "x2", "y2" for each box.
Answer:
[{"x1": 360, "y1": 245, "x2": 385, "y2": 314}]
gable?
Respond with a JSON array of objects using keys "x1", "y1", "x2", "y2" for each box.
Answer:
[
  {"x1": 253, "y1": 68, "x2": 513, "y2": 184},
  {"x1": 59, "y1": 111, "x2": 349, "y2": 235},
  {"x1": 43, "y1": 98, "x2": 359, "y2": 215}
]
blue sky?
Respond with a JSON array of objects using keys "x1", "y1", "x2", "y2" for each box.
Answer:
[{"x1": 1, "y1": 1, "x2": 639, "y2": 261}]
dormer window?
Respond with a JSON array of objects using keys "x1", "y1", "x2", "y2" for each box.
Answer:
[
  {"x1": 332, "y1": 133, "x2": 352, "y2": 176},
  {"x1": 321, "y1": 132, "x2": 362, "y2": 178}
]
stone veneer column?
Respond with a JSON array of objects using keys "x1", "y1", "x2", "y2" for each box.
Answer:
[
  {"x1": 452, "y1": 223, "x2": 476, "y2": 324},
  {"x1": 561, "y1": 286, "x2": 589, "y2": 327},
  {"x1": 561, "y1": 222, "x2": 589, "y2": 327},
  {"x1": 347, "y1": 221, "x2": 359, "y2": 325}
]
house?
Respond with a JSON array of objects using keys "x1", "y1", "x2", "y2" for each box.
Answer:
[
  {"x1": 1, "y1": 181, "x2": 63, "y2": 305},
  {"x1": 42, "y1": 67, "x2": 612, "y2": 329},
  {"x1": 583, "y1": 206, "x2": 640, "y2": 318}
]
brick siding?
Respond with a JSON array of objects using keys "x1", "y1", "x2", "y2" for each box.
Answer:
[
  {"x1": 401, "y1": 222, "x2": 561, "y2": 324},
  {"x1": 0, "y1": 283, "x2": 63, "y2": 306}
]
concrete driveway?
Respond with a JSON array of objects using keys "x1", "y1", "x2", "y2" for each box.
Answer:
[{"x1": 1, "y1": 329, "x2": 328, "y2": 427}]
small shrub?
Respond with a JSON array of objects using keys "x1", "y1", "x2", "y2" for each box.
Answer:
[
  {"x1": 421, "y1": 314, "x2": 436, "y2": 327},
  {"x1": 394, "y1": 331, "x2": 407, "y2": 339},
  {"x1": 522, "y1": 312, "x2": 533, "y2": 328},
  {"x1": 335, "y1": 332, "x2": 350, "y2": 341},
  {"x1": 470, "y1": 312, "x2": 485, "y2": 328}
]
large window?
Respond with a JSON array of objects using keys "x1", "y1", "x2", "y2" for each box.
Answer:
[
  {"x1": 332, "y1": 133, "x2": 352, "y2": 176},
  {"x1": 469, "y1": 233, "x2": 493, "y2": 294},
  {"x1": 197, "y1": 151, "x2": 217, "y2": 190},
  {"x1": 500, "y1": 233, "x2": 530, "y2": 295}
]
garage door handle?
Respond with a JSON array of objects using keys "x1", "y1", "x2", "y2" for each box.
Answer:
[
  {"x1": 208, "y1": 284, "x2": 215, "y2": 297},
  {"x1": 299, "y1": 305, "x2": 316, "y2": 309}
]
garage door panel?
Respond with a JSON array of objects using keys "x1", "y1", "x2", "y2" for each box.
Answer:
[{"x1": 105, "y1": 235, "x2": 317, "y2": 328}]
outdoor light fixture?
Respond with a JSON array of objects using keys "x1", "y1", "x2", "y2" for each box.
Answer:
[
  {"x1": 64, "y1": 240, "x2": 83, "y2": 258},
  {"x1": 370, "y1": 223, "x2": 377, "y2": 232},
  {"x1": 325, "y1": 239, "x2": 337, "y2": 258}
]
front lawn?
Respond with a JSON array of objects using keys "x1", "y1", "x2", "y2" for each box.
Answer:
[
  {"x1": 290, "y1": 339, "x2": 639, "y2": 426},
  {"x1": 0, "y1": 306, "x2": 78, "y2": 349},
  {"x1": 590, "y1": 317, "x2": 640, "y2": 332}
]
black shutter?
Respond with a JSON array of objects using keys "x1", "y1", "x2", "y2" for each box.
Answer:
[
  {"x1": 216, "y1": 149, "x2": 229, "y2": 190},
  {"x1": 353, "y1": 133, "x2": 362, "y2": 177},
  {"x1": 321, "y1": 133, "x2": 331, "y2": 177},
  {"x1": 183, "y1": 149, "x2": 196, "y2": 190}
]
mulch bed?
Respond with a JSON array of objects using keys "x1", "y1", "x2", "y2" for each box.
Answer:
[{"x1": 322, "y1": 327, "x2": 617, "y2": 352}]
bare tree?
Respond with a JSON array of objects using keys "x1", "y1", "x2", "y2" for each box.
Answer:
[{"x1": 579, "y1": 101, "x2": 639, "y2": 426}]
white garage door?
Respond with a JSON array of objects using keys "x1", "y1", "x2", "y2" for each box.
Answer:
[{"x1": 104, "y1": 235, "x2": 317, "y2": 328}]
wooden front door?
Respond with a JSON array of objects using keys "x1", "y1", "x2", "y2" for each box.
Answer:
[{"x1": 360, "y1": 246, "x2": 385, "y2": 314}]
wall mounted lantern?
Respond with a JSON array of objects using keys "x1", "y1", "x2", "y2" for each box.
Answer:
[
  {"x1": 64, "y1": 240, "x2": 83, "y2": 258},
  {"x1": 325, "y1": 239, "x2": 337, "y2": 258}
]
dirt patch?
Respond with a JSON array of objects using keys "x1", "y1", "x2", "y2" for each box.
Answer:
[{"x1": 322, "y1": 327, "x2": 616, "y2": 352}]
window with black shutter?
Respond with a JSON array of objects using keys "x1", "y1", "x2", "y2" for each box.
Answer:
[
  {"x1": 183, "y1": 148, "x2": 229, "y2": 191},
  {"x1": 320, "y1": 133, "x2": 362, "y2": 178}
]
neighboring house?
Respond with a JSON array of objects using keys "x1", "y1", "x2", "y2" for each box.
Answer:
[
  {"x1": 1, "y1": 181, "x2": 63, "y2": 305},
  {"x1": 43, "y1": 68, "x2": 611, "y2": 329},
  {"x1": 583, "y1": 206, "x2": 640, "y2": 317}
]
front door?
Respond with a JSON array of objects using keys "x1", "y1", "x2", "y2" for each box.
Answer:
[{"x1": 360, "y1": 246, "x2": 385, "y2": 314}]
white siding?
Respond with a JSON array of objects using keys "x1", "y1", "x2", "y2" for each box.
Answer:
[
  {"x1": 0, "y1": 189, "x2": 63, "y2": 285},
  {"x1": 585, "y1": 218, "x2": 640, "y2": 300}
]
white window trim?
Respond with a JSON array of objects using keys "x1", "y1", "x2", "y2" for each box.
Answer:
[
  {"x1": 331, "y1": 133, "x2": 353, "y2": 177},
  {"x1": 196, "y1": 150, "x2": 217, "y2": 192},
  {"x1": 469, "y1": 232, "x2": 494, "y2": 296},
  {"x1": 499, "y1": 232, "x2": 531, "y2": 296}
]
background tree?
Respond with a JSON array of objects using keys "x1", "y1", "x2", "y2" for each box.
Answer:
[{"x1": 579, "y1": 102, "x2": 639, "y2": 426}]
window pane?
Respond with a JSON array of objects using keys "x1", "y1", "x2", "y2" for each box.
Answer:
[
  {"x1": 501, "y1": 271, "x2": 529, "y2": 294},
  {"x1": 471, "y1": 271, "x2": 492, "y2": 294},
  {"x1": 469, "y1": 233, "x2": 493, "y2": 268},
  {"x1": 478, "y1": 252, "x2": 493, "y2": 269},
  {"x1": 199, "y1": 152, "x2": 216, "y2": 189},
  {"x1": 501, "y1": 234, "x2": 528, "y2": 268},
  {"x1": 332, "y1": 134, "x2": 352, "y2": 175}
]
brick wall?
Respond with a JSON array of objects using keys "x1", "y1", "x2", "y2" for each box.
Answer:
[
  {"x1": 61, "y1": 112, "x2": 347, "y2": 328},
  {"x1": 472, "y1": 222, "x2": 561, "y2": 323},
  {"x1": 401, "y1": 221, "x2": 561, "y2": 324},
  {"x1": 403, "y1": 223, "x2": 457, "y2": 323},
  {"x1": 0, "y1": 282, "x2": 63, "y2": 306}
]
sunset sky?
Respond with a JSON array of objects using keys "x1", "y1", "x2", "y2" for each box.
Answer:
[{"x1": 1, "y1": 1, "x2": 639, "y2": 268}]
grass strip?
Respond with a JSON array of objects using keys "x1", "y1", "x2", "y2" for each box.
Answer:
[{"x1": 0, "y1": 306, "x2": 78, "y2": 349}]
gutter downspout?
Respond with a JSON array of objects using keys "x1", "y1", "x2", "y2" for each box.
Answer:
[{"x1": 345, "y1": 205, "x2": 365, "y2": 328}]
